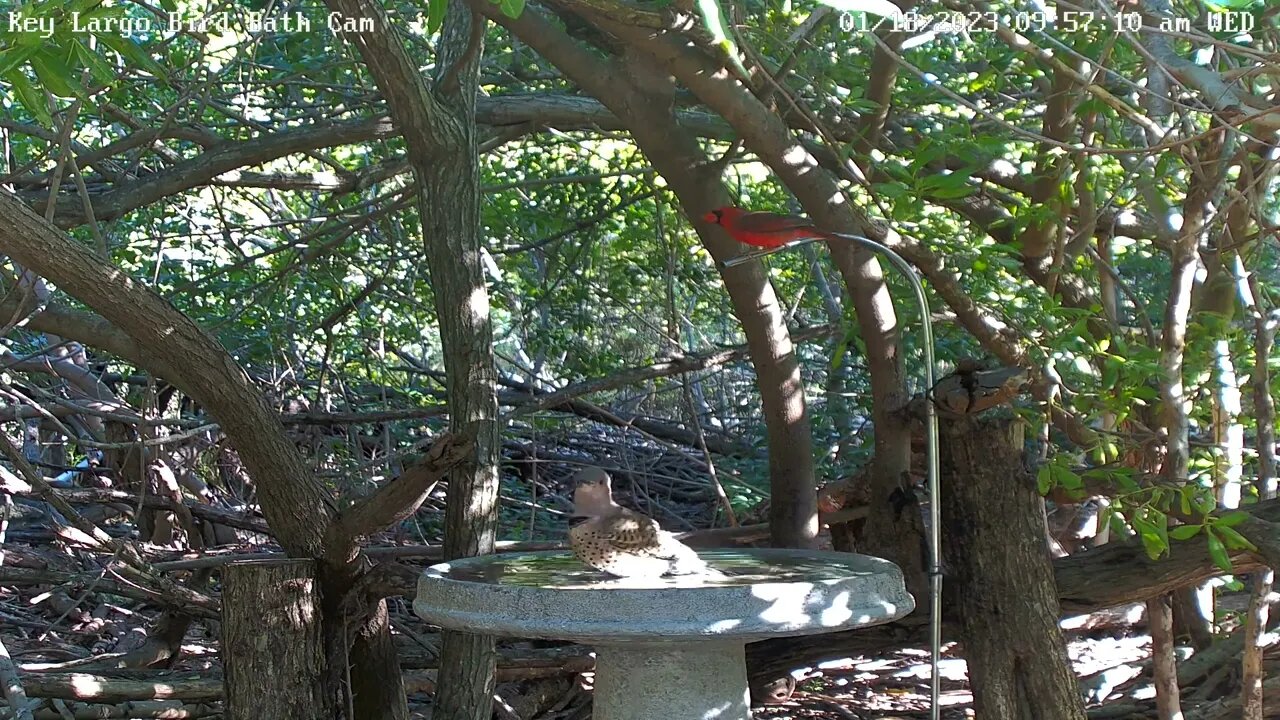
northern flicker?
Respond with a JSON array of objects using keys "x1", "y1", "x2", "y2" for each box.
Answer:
[{"x1": 568, "y1": 467, "x2": 723, "y2": 579}]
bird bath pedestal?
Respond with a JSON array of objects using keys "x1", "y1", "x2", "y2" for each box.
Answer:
[{"x1": 413, "y1": 548, "x2": 914, "y2": 720}]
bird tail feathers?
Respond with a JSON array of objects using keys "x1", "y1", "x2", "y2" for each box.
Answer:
[{"x1": 659, "y1": 534, "x2": 729, "y2": 579}]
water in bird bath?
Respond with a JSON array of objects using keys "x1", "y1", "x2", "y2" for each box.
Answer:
[{"x1": 430, "y1": 548, "x2": 885, "y2": 589}]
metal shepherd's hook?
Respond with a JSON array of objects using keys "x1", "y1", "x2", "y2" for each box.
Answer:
[{"x1": 722, "y1": 234, "x2": 942, "y2": 720}]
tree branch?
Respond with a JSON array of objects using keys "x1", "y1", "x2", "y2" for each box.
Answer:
[
  {"x1": 324, "y1": 433, "x2": 474, "y2": 563},
  {"x1": 0, "y1": 191, "x2": 334, "y2": 558}
]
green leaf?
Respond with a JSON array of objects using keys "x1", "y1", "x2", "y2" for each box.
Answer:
[
  {"x1": 1114, "y1": 470, "x2": 1140, "y2": 494},
  {"x1": 1169, "y1": 524, "x2": 1201, "y2": 541},
  {"x1": 1098, "y1": 504, "x2": 1115, "y2": 536},
  {"x1": 1132, "y1": 514, "x2": 1167, "y2": 560},
  {"x1": 71, "y1": 2, "x2": 125, "y2": 19},
  {"x1": 0, "y1": 44, "x2": 41, "y2": 78},
  {"x1": 7, "y1": 69, "x2": 51, "y2": 126},
  {"x1": 1215, "y1": 525, "x2": 1257, "y2": 552},
  {"x1": 1101, "y1": 358, "x2": 1118, "y2": 389},
  {"x1": 1138, "y1": 527, "x2": 1165, "y2": 560},
  {"x1": 1056, "y1": 178, "x2": 1074, "y2": 206},
  {"x1": 427, "y1": 0, "x2": 448, "y2": 32},
  {"x1": 1036, "y1": 466, "x2": 1052, "y2": 495},
  {"x1": 830, "y1": 337, "x2": 848, "y2": 372},
  {"x1": 71, "y1": 0, "x2": 109, "y2": 13},
  {"x1": 73, "y1": 40, "x2": 116, "y2": 86},
  {"x1": 873, "y1": 180, "x2": 911, "y2": 199},
  {"x1": 918, "y1": 172, "x2": 975, "y2": 199},
  {"x1": 1194, "y1": 494, "x2": 1216, "y2": 515},
  {"x1": 8, "y1": 18, "x2": 49, "y2": 47},
  {"x1": 1179, "y1": 487, "x2": 1192, "y2": 516},
  {"x1": 1108, "y1": 510, "x2": 1129, "y2": 537},
  {"x1": 1153, "y1": 152, "x2": 1178, "y2": 178},
  {"x1": 1053, "y1": 465, "x2": 1083, "y2": 491},
  {"x1": 29, "y1": 48, "x2": 83, "y2": 98},
  {"x1": 498, "y1": 0, "x2": 525, "y2": 18},
  {"x1": 1149, "y1": 487, "x2": 1168, "y2": 511},
  {"x1": 96, "y1": 33, "x2": 166, "y2": 79},
  {"x1": 1205, "y1": 529, "x2": 1231, "y2": 573},
  {"x1": 847, "y1": 98, "x2": 882, "y2": 114},
  {"x1": 1216, "y1": 510, "x2": 1249, "y2": 527},
  {"x1": 1131, "y1": 386, "x2": 1160, "y2": 401}
]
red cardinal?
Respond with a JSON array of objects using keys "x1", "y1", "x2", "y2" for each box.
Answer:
[{"x1": 702, "y1": 206, "x2": 829, "y2": 249}]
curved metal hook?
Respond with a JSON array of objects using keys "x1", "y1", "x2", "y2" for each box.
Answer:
[{"x1": 721, "y1": 235, "x2": 942, "y2": 720}]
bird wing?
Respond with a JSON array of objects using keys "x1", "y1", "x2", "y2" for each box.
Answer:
[
  {"x1": 736, "y1": 211, "x2": 815, "y2": 233},
  {"x1": 598, "y1": 510, "x2": 663, "y2": 552}
]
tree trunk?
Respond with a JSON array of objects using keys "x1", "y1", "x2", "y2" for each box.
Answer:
[
  {"x1": 348, "y1": 600, "x2": 410, "y2": 719},
  {"x1": 1149, "y1": 128, "x2": 1220, "y2": 720},
  {"x1": 939, "y1": 416, "x2": 1086, "y2": 720},
  {"x1": 1148, "y1": 595, "x2": 1183, "y2": 720},
  {"x1": 1243, "y1": 276, "x2": 1277, "y2": 720},
  {"x1": 420, "y1": 7, "x2": 501, "y2": 720},
  {"x1": 222, "y1": 559, "x2": 327, "y2": 720},
  {"x1": 467, "y1": 6, "x2": 820, "y2": 550},
  {"x1": 318, "y1": 0, "x2": 498, "y2": 717},
  {"x1": 579, "y1": 9, "x2": 915, "y2": 570},
  {"x1": 1172, "y1": 586, "x2": 1212, "y2": 650},
  {"x1": 611, "y1": 51, "x2": 819, "y2": 550}
]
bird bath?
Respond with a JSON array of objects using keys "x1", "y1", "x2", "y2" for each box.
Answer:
[{"x1": 414, "y1": 548, "x2": 914, "y2": 720}]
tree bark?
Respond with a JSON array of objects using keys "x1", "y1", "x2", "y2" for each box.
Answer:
[
  {"x1": 421, "y1": 7, "x2": 501, "y2": 719},
  {"x1": 1148, "y1": 595, "x2": 1183, "y2": 720},
  {"x1": 222, "y1": 559, "x2": 327, "y2": 720},
  {"x1": 1171, "y1": 587, "x2": 1212, "y2": 650},
  {"x1": 1149, "y1": 126, "x2": 1222, "y2": 720},
  {"x1": 938, "y1": 416, "x2": 1086, "y2": 720},
  {"x1": 1243, "y1": 273, "x2": 1277, "y2": 720},
  {"x1": 319, "y1": 0, "x2": 500, "y2": 716}
]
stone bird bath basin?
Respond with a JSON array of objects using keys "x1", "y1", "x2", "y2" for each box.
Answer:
[{"x1": 414, "y1": 548, "x2": 914, "y2": 720}]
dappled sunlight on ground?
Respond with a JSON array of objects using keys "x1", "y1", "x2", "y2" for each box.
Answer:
[{"x1": 753, "y1": 628, "x2": 1217, "y2": 719}]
